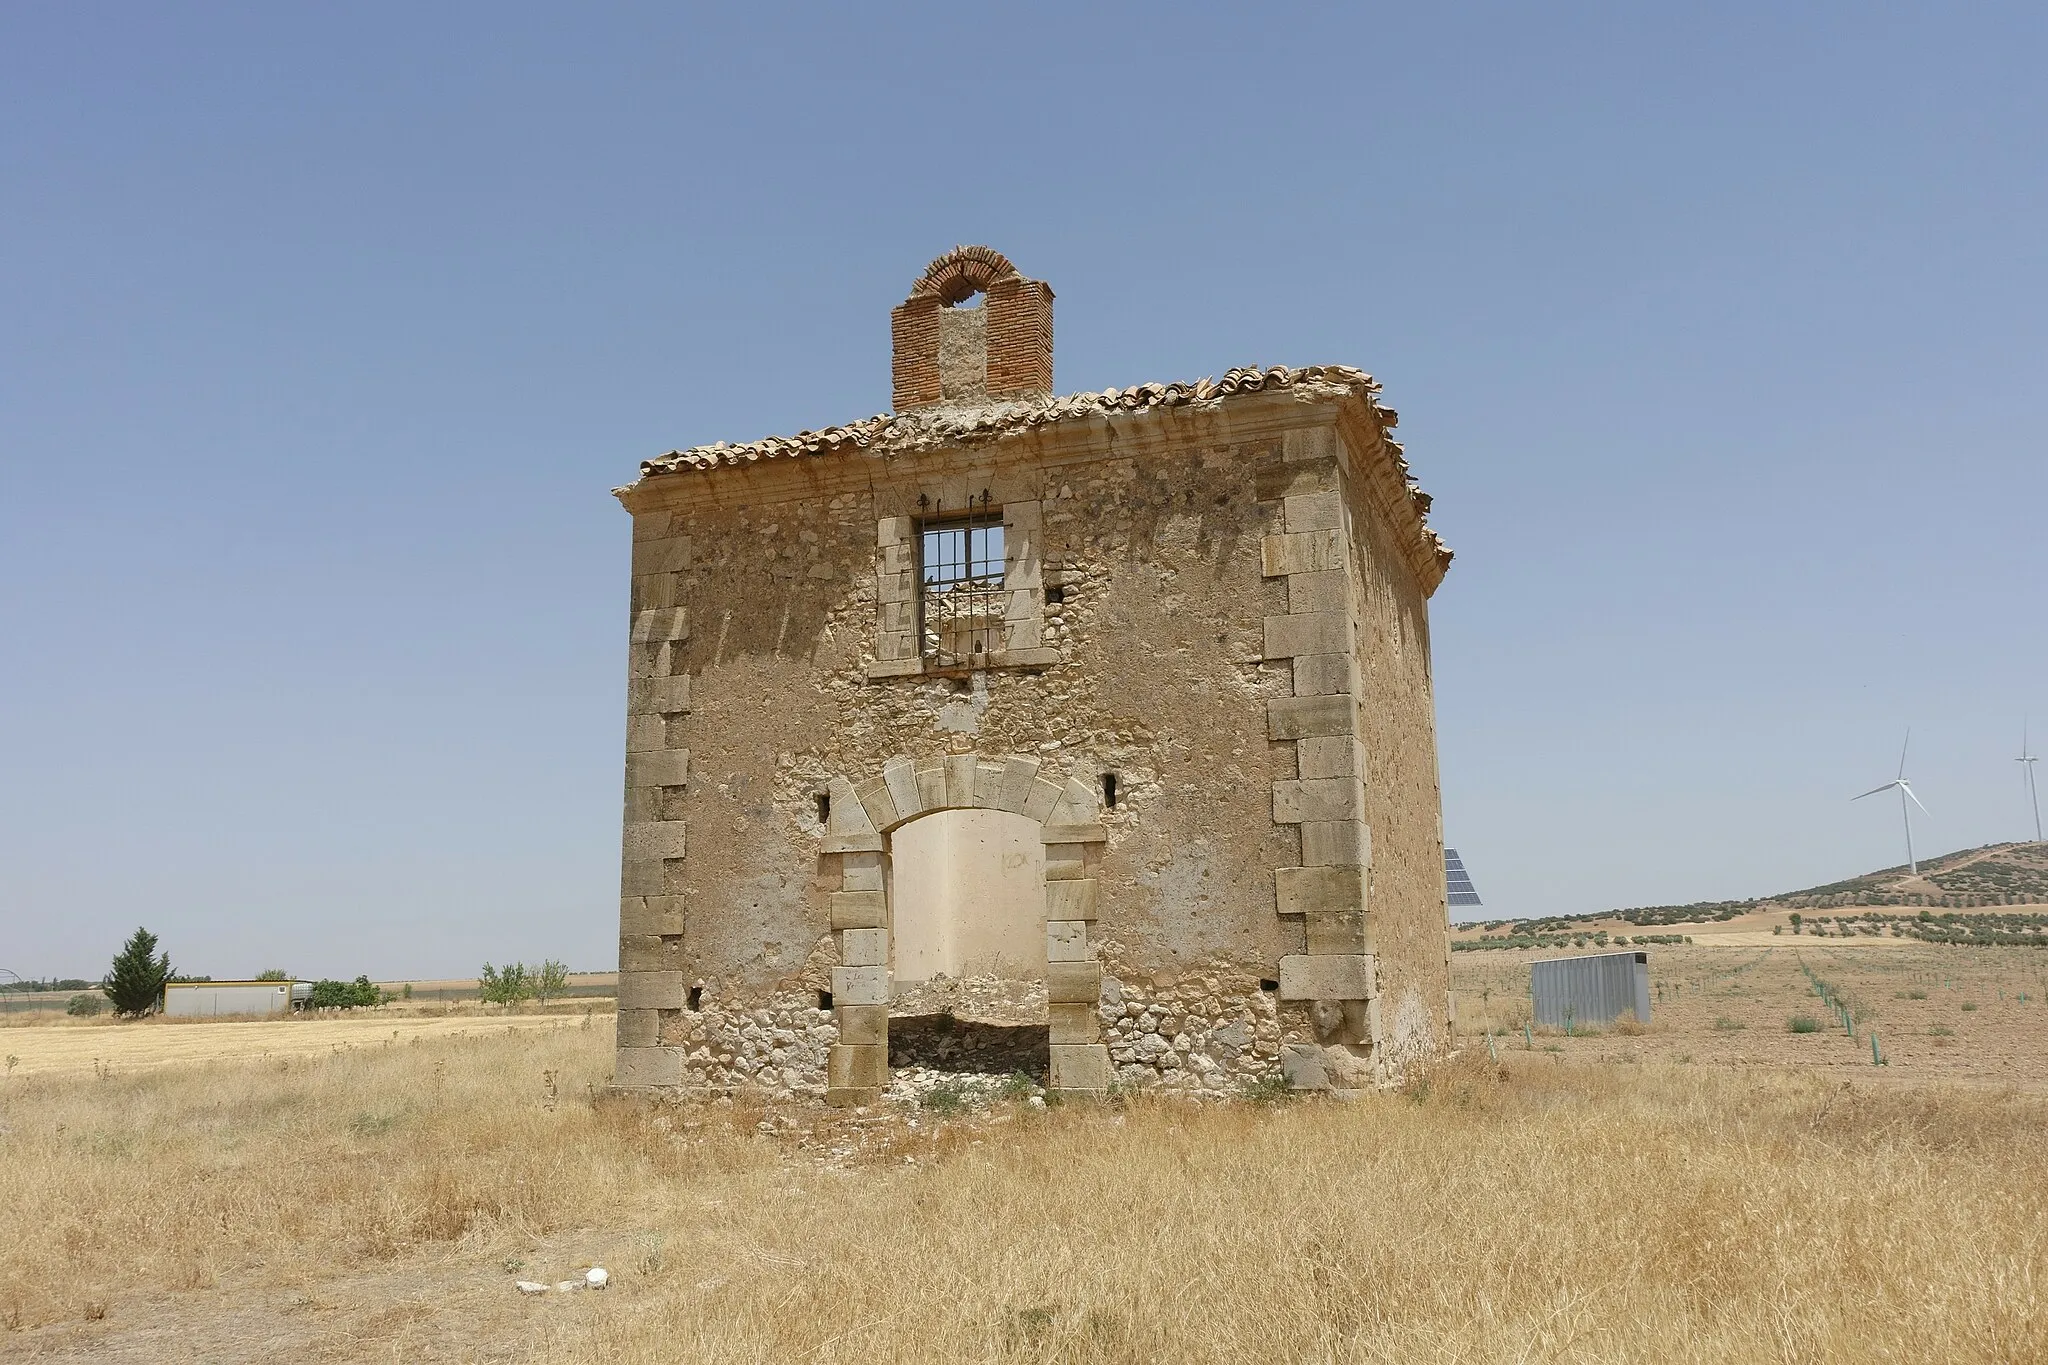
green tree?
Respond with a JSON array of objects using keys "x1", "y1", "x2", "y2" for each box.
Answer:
[
  {"x1": 479, "y1": 962, "x2": 533, "y2": 1005},
  {"x1": 103, "y1": 927, "x2": 172, "y2": 1017},
  {"x1": 1789, "y1": 912, "x2": 1803, "y2": 935},
  {"x1": 308, "y1": 975, "x2": 382, "y2": 1009},
  {"x1": 534, "y1": 960, "x2": 569, "y2": 1003},
  {"x1": 254, "y1": 968, "x2": 290, "y2": 981}
]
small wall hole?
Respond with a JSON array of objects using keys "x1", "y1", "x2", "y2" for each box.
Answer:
[
  {"x1": 686, "y1": 985, "x2": 703, "y2": 1011},
  {"x1": 817, "y1": 990, "x2": 834, "y2": 1012},
  {"x1": 1259, "y1": 979, "x2": 1280, "y2": 993},
  {"x1": 1045, "y1": 585, "x2": 1065, "y2": 605},
  {"x1": 815, "y1": 792, "x2": 830, "y2": 825},
  {"x1": 1101, "y1": 772, "x2": 1119, "y2": 809}
]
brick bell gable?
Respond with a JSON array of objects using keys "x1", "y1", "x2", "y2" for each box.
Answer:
[{"x1": 890, "y1": 246, "x2": 1053, "y2": 410}]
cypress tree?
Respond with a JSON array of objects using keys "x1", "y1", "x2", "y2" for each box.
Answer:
[{"x1": 104, "y1": 926, "x2": 172, "y2": 1016}]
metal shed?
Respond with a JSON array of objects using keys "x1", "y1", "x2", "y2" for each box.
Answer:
[
  {"x1": 162, "y1": 981, "x2": 299, "y2": 1018},
  {"x1": 1530, "y1": 951, "x2": 1650, "y2": 1028}
]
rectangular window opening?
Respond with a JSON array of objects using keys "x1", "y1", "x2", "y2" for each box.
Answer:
[
  {"x1": 816, "y1": 792, "x2": 830, "y2": 825},
  {"x1": 817, "y1": 989, "x2": 834, "y2": 1012},
  {"x1": 918, "y1": 505, "x2": 1005, "y2": 666},
  {"x1": 1101, "y1": 772, "x2": 1119, "y2": 809},
  {"x1": 686, "y1": 985, "x2": 703, "y2": 1011}
]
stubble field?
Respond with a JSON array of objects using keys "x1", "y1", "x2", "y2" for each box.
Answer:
[
  {"x1": 0, "y1": 1010, "x2": 584, "y2": 1077},
  {"x1": 1453, "y1": 940, "x2": 2048, "y2": 1087},
  {"x1": 1, "y1": 944, "x2": 2043, "y2": 1363}
]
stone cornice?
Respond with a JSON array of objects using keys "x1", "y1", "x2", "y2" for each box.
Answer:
[{"x1": 615, "y1": 366, "x2": 1451, "y2": 590}]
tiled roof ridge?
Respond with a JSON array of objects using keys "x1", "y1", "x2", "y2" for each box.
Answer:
[
  {"x1": 644, "y1": 364, "x2": 1383, "y2": 475},
  {"x1": 635, "y1": 363, "x2": 1449, "y2": 571}
]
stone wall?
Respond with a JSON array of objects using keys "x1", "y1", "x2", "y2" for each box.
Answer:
[
  {"x1": 1338, "y1": 407, "x2": 1453, "y2": 1075},
  {"x1": 614, "y1": 387, "x2": 1449, "y2": 1101}
]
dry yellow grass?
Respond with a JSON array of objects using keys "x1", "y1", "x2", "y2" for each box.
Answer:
[
  {"x1": 0, "y1": 1008, "x2": 596, "y2": 1077},
  {"x1": 1453, "y1": 942, "x2": 2048, "y2": 1088},
  {"x1": 3, "y1": 1012, "x2": 2044, "y2": 1362}
]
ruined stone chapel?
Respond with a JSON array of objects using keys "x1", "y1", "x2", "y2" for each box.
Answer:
[{"x1": 612, "y1": 247, "x2": 1455, "y2": 1104}]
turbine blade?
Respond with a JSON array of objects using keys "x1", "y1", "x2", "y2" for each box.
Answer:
[
  {"x1": 1898, "y1": 729, "x2": 1911, "y2": 779},
  {"x1": 1902, "y1": 783, "x2": 1928, "y2": 814},
  {"x1": 1853, "y1": 782, "x2": 1897, "y2": 801}
]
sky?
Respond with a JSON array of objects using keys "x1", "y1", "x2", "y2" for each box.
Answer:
[{"x1": 3, "y1": 4, "x2": 2043, "y2": 980}]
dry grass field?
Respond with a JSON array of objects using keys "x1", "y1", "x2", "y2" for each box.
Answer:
[
  {"x1": 1454, "y1": 941, "x2": 2048, "y2": 1088},
  {"x1": 0, "y1": 1007, "x2": 599, "y2": 1077},
  {"x1": 2, "y1": 950, "x2": 2044, "y2": 1363}
]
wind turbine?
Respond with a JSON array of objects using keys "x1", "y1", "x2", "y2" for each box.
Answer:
[
  {"x1": 1854, "y1": 731, "x2": 1927, "y2": 874},
  {"x1": 2021, "y1": 721, "x2": 2043, "y2": 844}
]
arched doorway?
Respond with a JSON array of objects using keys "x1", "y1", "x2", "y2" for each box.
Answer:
[
  {"x1": 890, "y1": 808, "x2": 1047, "y2": 983},
  {"x1": 887, "y1": 808, "x2": 1050, "y2": 1077},
  {"x1": 821, "y1": 751, "x2": 1109, "y2": 1103}
]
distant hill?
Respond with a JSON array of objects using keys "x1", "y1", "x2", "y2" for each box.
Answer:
[
  {"x1": 1468, "y1": 841, "x2": 2048, "y2": 934},
  {"x1": 1770, "y1": 841, "x2": 2048, "y2": 907}
]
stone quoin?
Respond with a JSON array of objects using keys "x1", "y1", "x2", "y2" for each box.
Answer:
[{"x1": 610, "y1": 247, "x2": 1455, "y2": 1103}]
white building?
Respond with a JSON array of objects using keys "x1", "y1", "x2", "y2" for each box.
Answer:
[{"x1": 161, "y1": 980, "x2": 306, "y2": 1018}]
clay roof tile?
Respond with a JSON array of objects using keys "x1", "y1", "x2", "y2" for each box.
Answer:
[{"x1": 632, "y1": 365, "x2": 1449, "y2": 572}]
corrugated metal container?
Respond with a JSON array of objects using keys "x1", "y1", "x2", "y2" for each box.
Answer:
[
  {"x1": 162, "y1": 981, "x2": 296, "y2": 1018},
  {"x1": 1530, "y1": 951, "x2": 1650, "y2": 1028}
]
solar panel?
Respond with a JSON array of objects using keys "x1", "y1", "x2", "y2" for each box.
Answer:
[{"x1": 1444, "y1": 847, "x2": 1484, "y2": 907}]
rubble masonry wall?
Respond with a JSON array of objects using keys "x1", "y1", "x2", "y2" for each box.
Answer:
[{"x1": 613, "y1": 396, "x2": 1448, "y2": 1099}]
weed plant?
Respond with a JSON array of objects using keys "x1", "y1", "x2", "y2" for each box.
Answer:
[{"x1": 921, "y1": 1082, "x2": 968, "y2": 1115}]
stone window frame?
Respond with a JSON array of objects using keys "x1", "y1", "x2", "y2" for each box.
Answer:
[
  {"x1": 913, "y1": 501, "x2": 1007, "y2": 664},
  {"x1": 866, "y1": 498, "x2": 1058, "y2": 679}
]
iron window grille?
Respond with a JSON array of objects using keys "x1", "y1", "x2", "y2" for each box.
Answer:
[{"x1": 917, "y1": 497, "x2": 1005, "y2": 665}]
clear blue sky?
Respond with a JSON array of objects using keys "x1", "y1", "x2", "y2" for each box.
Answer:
[{"x1": 3, "y1": 5, "x2": 2043, "y2": 979}]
